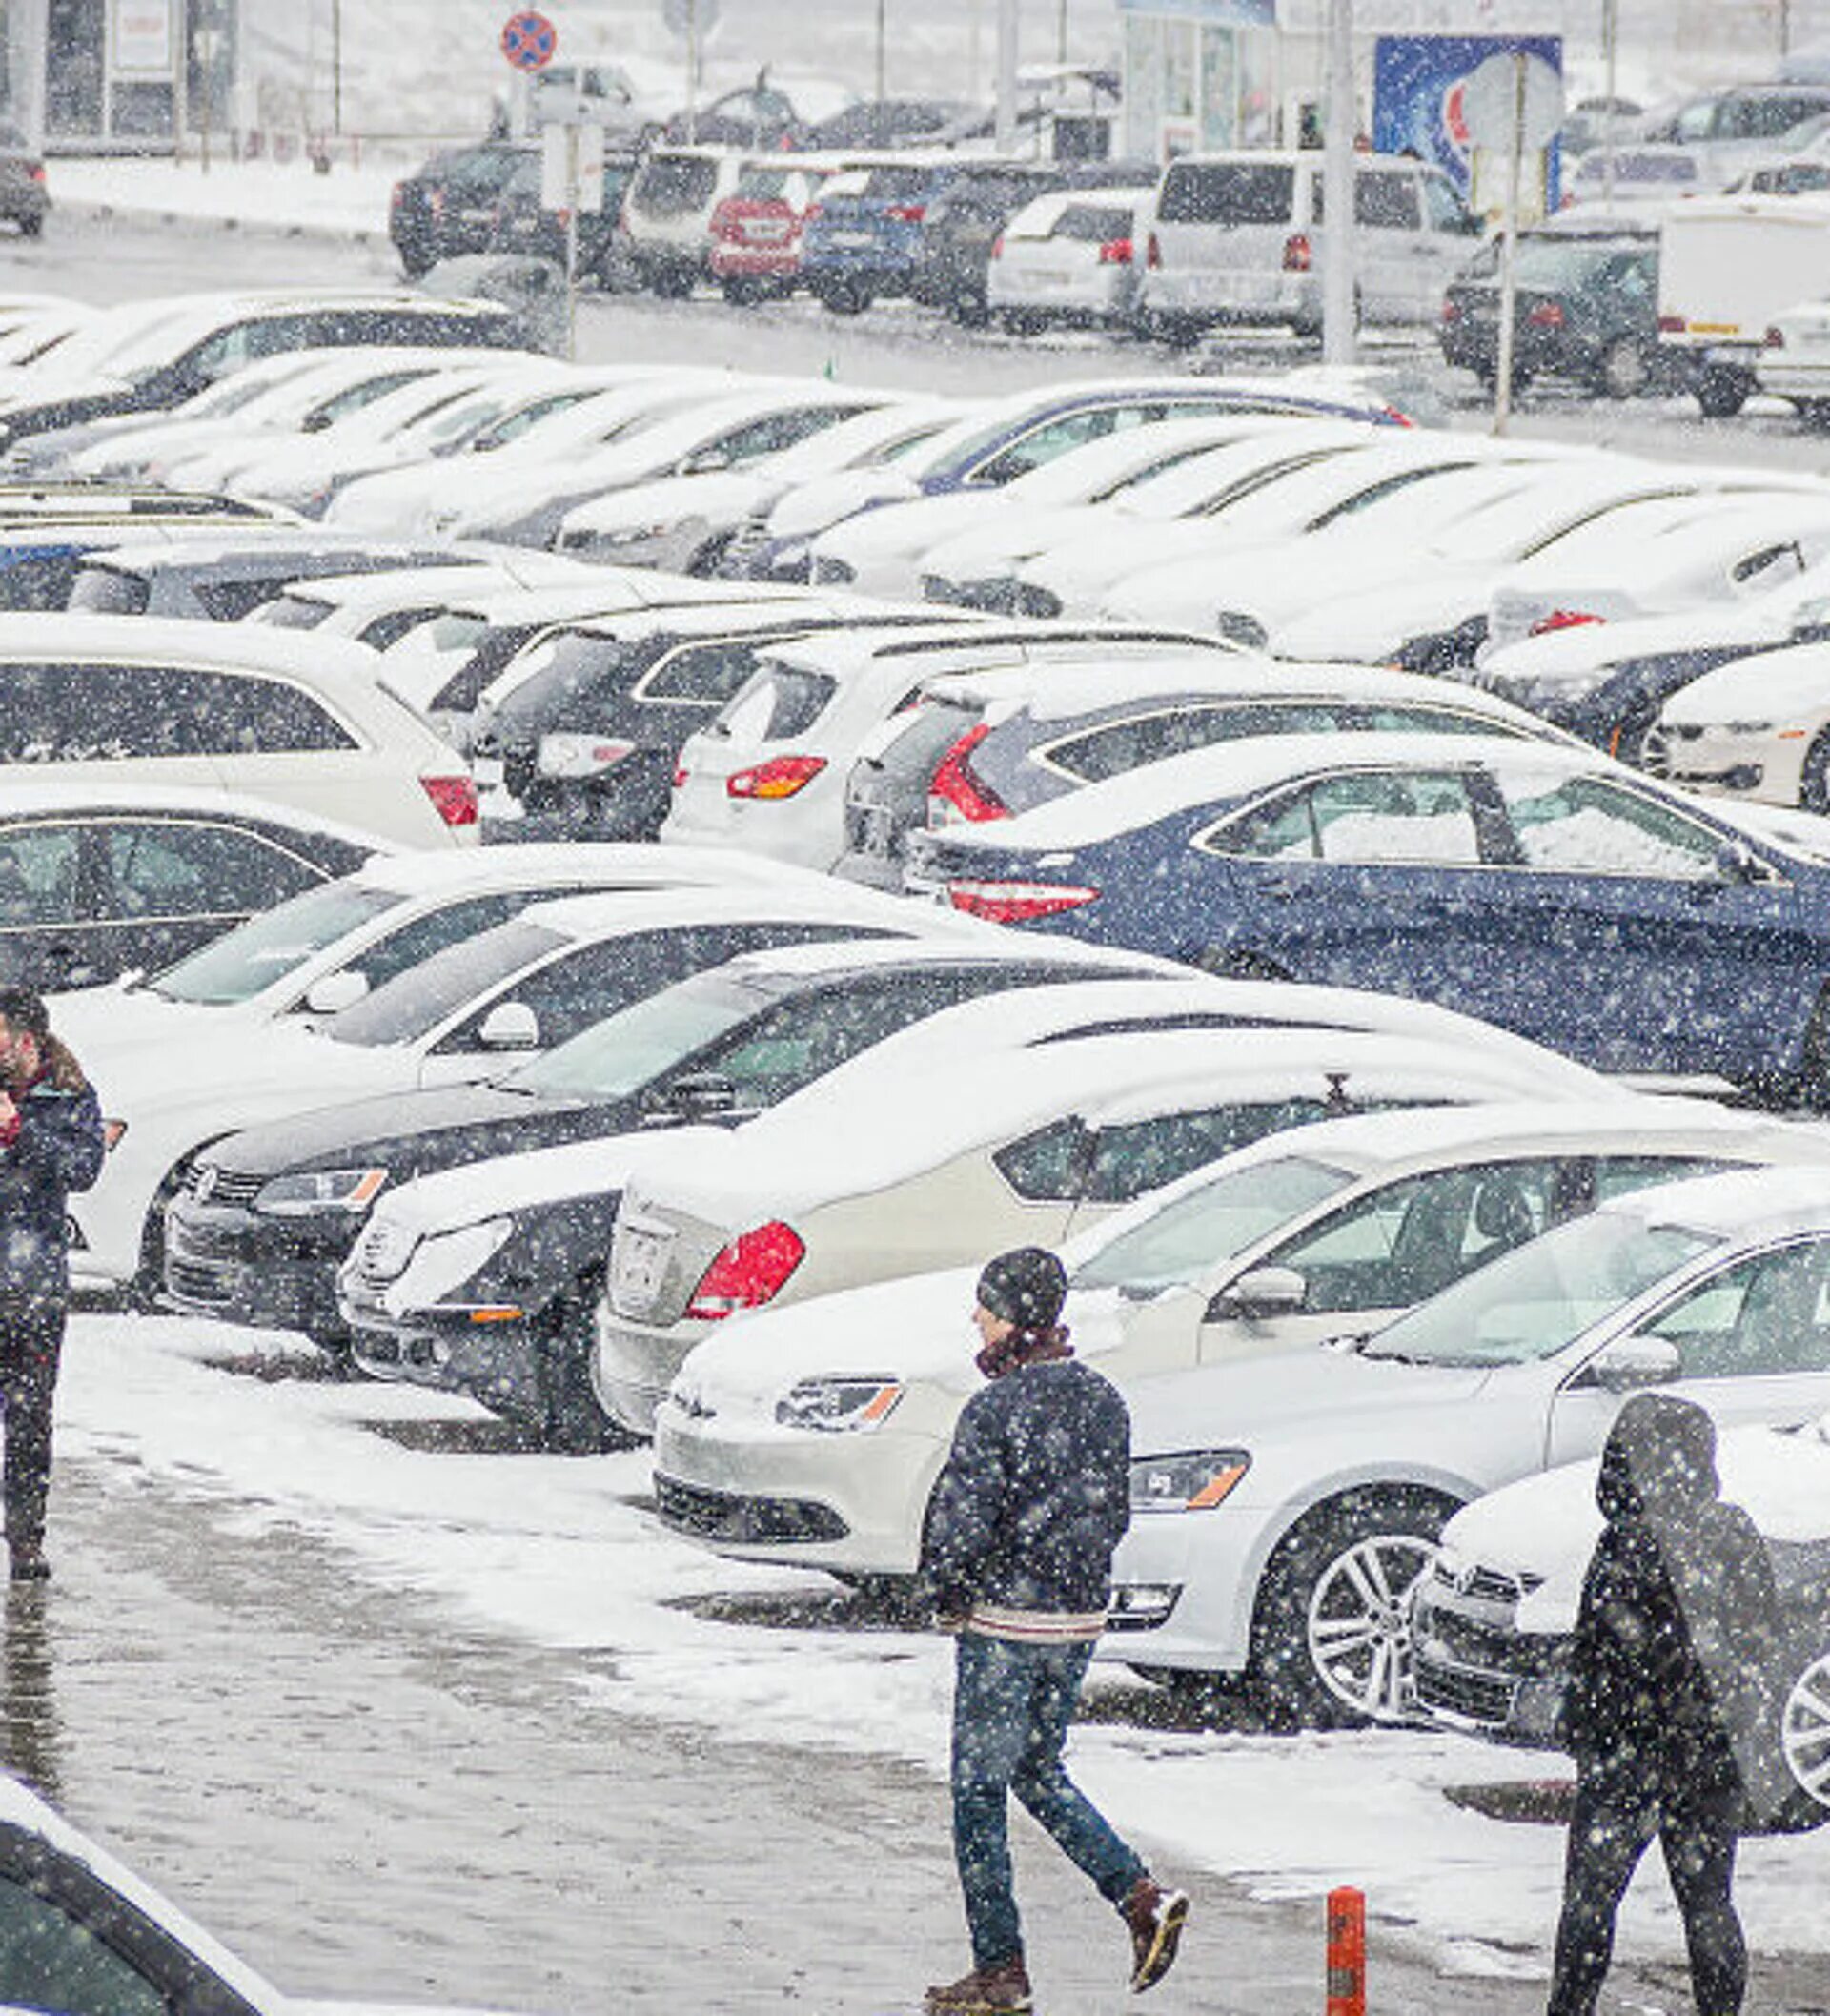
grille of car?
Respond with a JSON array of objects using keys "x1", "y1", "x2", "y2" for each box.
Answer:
[
  {"x1": 185, "y1": 1167, "x2": 263, "y2": 1210},
  {"x1": 1413, "y1": 1657, "x2": 1517, "y2": 1727},
  {"x1": 1432, "y1": 1558, "x2": 1539, "y2": 1606},
  {"x1": 653, "y1": 1475, "x2": 847, "y2": 1545},
  {"x1": 165, "y1": 1255, "x2": 236, "y2": 1306}
]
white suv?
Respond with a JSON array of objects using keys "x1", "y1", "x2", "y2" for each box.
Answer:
[{"x1": 1138, "y1": 151, "x2": 1481, "y2": 340}]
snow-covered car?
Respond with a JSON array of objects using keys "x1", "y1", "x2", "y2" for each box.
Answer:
[
  {"x1": 1478, "y1": 494, "x2": 1830, "y2": 660},
  {"x1": 1105, "y1": 1165, "x2": 1830, "y2": 1722},
  {"x1": 1413, "y1": 1414, "x2": 1830, "y2": 1827},
  {"x1": 0, "y1": 613, "x2": 478, "y2": 847},
  {"x1": 60, "y1": 532, "x2": 465, "y2": 624},
  {"x1": 985, "y1": 188, "x2": 1148, "y2": 332},
  {"x1": 662, "y1": 621, "x2": 1234, "y2": 871},
  {"x1": 1755, "y1": 295, "x2": 1830, "y2": 419},
  {"x1": 248, "y1": 555, "x2": 598, "y2": 648},
  {"x1": 598, "y1": 1029, "x2": 1617, "y2": 1440},
  {"x1": 51, "y1": 843, "x2": 812, "y2": 1292},
  {"x1": 0, "y1": 1770, "x2": 537, "y2": 2014},
  {"x1": 1657, "y1": 636, "x2": 1830, "y2": 810},
  {"x1": 646, "y1": 1097, "x2": 1816, "y2": 1584},
  {"x1": 548, "y1": 397, "x2": 969, "y2": 575},
  {"x1": 0, "y1": 777, "x2": 387, "y2": 991}
]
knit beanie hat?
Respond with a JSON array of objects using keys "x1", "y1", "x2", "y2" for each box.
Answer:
[{"x1": 975, "y1": 1247, "x2": 1068, "y2": 1332}]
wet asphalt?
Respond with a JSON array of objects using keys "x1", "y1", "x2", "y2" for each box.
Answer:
[{"x1": 0, "y1": 1371, "x2": 1820, "y2": 2016}]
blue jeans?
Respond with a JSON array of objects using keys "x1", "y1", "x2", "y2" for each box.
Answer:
[{"x1": 950, "y1": 1631, "x2": 1146, "y2": 1969}]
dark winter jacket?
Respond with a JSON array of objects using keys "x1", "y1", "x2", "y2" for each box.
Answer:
[
  {"x1": 0, "y1": 1043, "x2": 104, "y2": 1306},
  {"x1": 922, "y1": 1355, "x2": 1131, "y2": 1621},
  {"x1": 1560, "y1": 1394, "x2": 1781, "y2": 1803}
]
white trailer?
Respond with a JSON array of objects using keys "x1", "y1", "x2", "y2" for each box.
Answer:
[{"x1": 1657, "y1": 193, "x2": 1830, "y2": 417}]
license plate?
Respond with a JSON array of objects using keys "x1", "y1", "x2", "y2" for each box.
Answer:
[
  {"x1": 612, "y1": 1228, "x2": 671, "y2": 1315},
  {"x1": 858, "y1": 809, "x2": 896, "y2": 857}
]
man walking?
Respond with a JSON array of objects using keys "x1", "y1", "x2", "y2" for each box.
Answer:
[
  {"x1": 923, "y1": 1246, "x2": 1189, "y2": 2016},
  {"x1": 1548, "y1": 1392, "x2": 1782, "y2": 2016},
  {"x1": 0, "y1": 988, "x2": 104, "y2": 1581}
]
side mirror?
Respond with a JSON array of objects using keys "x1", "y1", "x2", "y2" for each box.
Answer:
[
  {"x1": 302, "y1": 969, "x2": 369, "y2": 1016},
  {"x1": 477, "y1": 1000, "x2": 539, "y2": 1050},
  {"x1": 1210, "y1": 1265, "x2": 1308, "y2": 1320},
  {"x1": 1713, "y1": 838, "x2": 1771, "y2": 886},
  {"x1": 1580, "y1": 1334, "x2": 1682, "y2": 1393},
  {"x1": 679, "y1": 446, "x2": 733, "y2": 476}
]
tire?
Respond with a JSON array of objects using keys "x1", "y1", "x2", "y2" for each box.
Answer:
[
  {"x1": 685, "y1": 532, "x2": 732, "y2": 578},
  {"x1": 951, "y1": 295, "x2": 990, "y2": 330},
  {"x1": 532, "y1": 1273, "x2": 639, "y2": 1454},
  {"x1": 1778, "y1": 1646, "x2": 1830, "y2": 1831},
  {"x1": 1696, "y1": 367, "x2": 1751, "y2": 419},
  {"x1": 1801, "y1": 730, "x2": 1830, "y2": 814},
  {"x1": 1595, "y1": 335, "x2": 1650, "y2": 400},
  {"x1": 17, "y1": 214, "x2": 42, "y2": 240},
  {"x1": 1248, "y1": 1489, "x2": 1454, "y2": 1728},
  {"x1": 997, "y1": 310, "x2": 1046, "y2": 337},
  {"x1": 721, "y1": 276, "x2": 764, "y2": 308},
  {"x1": 649, "y1": 264, "x2": 695, "y2": 300},
  {"x1": 1149, "y1": 313, "x2": 1203, "y2": 350},
  {"x1": 1474, "y1": 362, "x2": 1533, "y2": 397},
  {"x1": 816, "y1": 278, "x2": 870, "y2": 316},
  {"x1": 134, "y1": 1156, "x2": 202, "y2": 1309}
]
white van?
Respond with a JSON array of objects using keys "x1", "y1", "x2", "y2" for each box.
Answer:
[{"x1": 1138, "y1": 150, "x2": 1482, "y2": 339}]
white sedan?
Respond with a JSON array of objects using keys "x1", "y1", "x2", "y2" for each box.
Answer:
[{"x1": 1658, "y1": 636, "x2": 1830, "y2": 810}]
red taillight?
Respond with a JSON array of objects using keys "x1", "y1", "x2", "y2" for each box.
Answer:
[
  {"x1": 1530, "y1": 609, "x2": 1605, "y2": 637},
  {"x1": 726, "y1": 754, "x2": 826, "y2": 800},
  {"x1": 1527, "y1": 300, "x2": 1565, "y2": 329},
  {"x1": 945, "y1": 879, "x2": 1100, "y2": 924},
  {"x1": 804, "y1": 203, "x2": 824, "y2": 222},
  {"x1": 421, "y1": 775, "x2": 478, "y2": 827},
  {"x1": 685, "y1": 1220, "x2": 805, "y2": 1320},
  {"x1": 1441, "y1": 299, "x2": 1462, "y2": 324},
  {"x1": 885, "y1": 203, "x2": 926, "y2": 223},
  {"x1": 1767, "y1": 325, "x2": 1787, "y2": 350},
  {"x1": 1097, "y1": 238, "x2": 1133, "y2": 266},
  {"x1": 1657, "y1": 313, "x2": 1685, "y2": 334},
  {"x1": 1147, "y1": 231, "x2": 1162, "y2": 270},
  {"x1": 927, "y1": 723, "x2": 1007, "y2": 825},
  {"x1": 27, "y1": 164, "x2": 44, "y2": 185},
  {"x1": 1283, "y1": 233, "x2": 1312, "y2": 273},
  {"x1": 990, "y1": 234, "x2": 1005, "y2": 260},
  {"x1": 672, "y1": 763, "x2": 688, "y2": 787}
]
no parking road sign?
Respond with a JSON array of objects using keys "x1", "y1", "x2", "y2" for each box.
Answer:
[{"x1": 500, "y1": 9, "x2": 558, "y2": 71}]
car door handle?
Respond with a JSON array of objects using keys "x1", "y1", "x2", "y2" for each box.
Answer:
[{"x1": 1257, "y1": 877, "x2": 1317, "y2": 902}]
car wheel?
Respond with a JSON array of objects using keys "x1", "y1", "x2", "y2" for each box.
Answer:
[
  {"x1": 721, "y1": 276, "x2": 764, "y2": 307},
  {"x1": 1780, "y1": 1647, "x2": 1830, "y2": 1826},
  {"x1": 534, "y1": 1273, "x2": 639, "y2": 1454},
  {"x1": 1474, "y1": 362, "x2": 1533, "y2": 397},
  {"x1": 1609, "y1": 707, "x2": 1670, "y2": 775},
  {"x1": 1801, "y1": 730, "x2": 1830, "y2": 814},
  {"x1": 1249, "y1": 1489, "x2": 1453, "y2": 1727},
  {"x1": 818, "y1": 279, "x2": 871, "y2": 316},
  {"x1": 1149, "y1": 314, "x2": 1203, "y2": 350},
  {"x1": 998, "y1": 309, "x2": 1046, "y2": 337},
  {"x1": 17, "y1": 213, "x2": 41, "y2": 240},
  {"x1": 649, "y1": 264, "x2": 696, "y2": 299},
  {"x1": 950, "y1": 293, "x2": 990, "y2": 329},
  {"x1": 1595, "y1": 336, "x2": 1650, "y2": 400},
  {"x1": 1696, "y1": 366, "x2": 1751, "y2": 419}
]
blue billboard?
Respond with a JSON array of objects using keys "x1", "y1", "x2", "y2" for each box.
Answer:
[{"x1": 1373, "y1": 33, "x2": 1562, "y2": 207}]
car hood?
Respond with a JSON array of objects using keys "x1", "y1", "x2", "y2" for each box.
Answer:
[
  {"x1": 1662, "y1": 641, "x2": 1830, "y2": 724},
  {"x1": 0, "y1": 371, "x2": 132, "y2": 415},
  {"x1": 921, "y1": 504, "x2": 1146, "y2": 580},
  {"x1": 363, "y1": 1126, "x2": 662, "y2": 1235},
  {"x1": 1269, "y1": 566, "x2": 1497, "y2": 660},
  {"x1": 1477, "y1": 601, "x2": 1789, "y2": 685},
  {"x1": 560, "y1": 467, "x2": 774, "y2": 536},
  {"x1": 766, "y1": 468, "x2": 921, "y2": 541},
  {"x1": 199, "y1": 1078, "x2": 622, "y2": 1181},
  {"x1": 818, "y1": 490, "x2": 1006, "y2": 566}
]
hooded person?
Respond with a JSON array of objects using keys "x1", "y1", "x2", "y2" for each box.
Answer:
[
  {"x1": 0, "y1": 987, "x2": 104, "y2": 1582},
  {"x1": 1548, "y1": 1393, "x2": 1784, "y2": 2016},
  {"x1": 918, "y1": 1248, "x2": 1189, "y2": 2016}
]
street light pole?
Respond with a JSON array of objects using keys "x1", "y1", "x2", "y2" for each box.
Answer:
[
  {"x1": 876, "y1": 0, "x2": 886, "y2": 104},
  {"x1": 1321, "y1": 0, "x2": 1356, "y2": 365},
  {"x1": 995, "y1": 0, "x2": 1018, "y2": 153}
]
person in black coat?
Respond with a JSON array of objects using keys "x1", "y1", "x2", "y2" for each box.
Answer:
[
  {"x1": 920, "y1": 1247, "x2": 1189, "y2": 2016},
  {"x1": 0, "y1": 988, "x2": 104, "y2": 1582},
  {"x1": 1548, "y1": 1392, "x2": 1782, "y2": 2016}
]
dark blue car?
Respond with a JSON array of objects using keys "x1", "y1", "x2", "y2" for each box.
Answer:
[
  {"x1": 799, "y1": 160, "x2": 964, "y2": 314},
  {"x1": 902, "y1": 730, "x2": 1830, "y2": 1087}
]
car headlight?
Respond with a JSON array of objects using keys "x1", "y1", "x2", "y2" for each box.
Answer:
[
  {"x1": 396, "y1": 1215, "x2": 517, "y2": 1308},
  {"x1": 774, "y1": 1376, "x2": 905, "y2": 1433},
  {"x1": 1725, "y1": 721, "x2": 1776, "y2": 734},
  {"x1": 348, "y1": 1215, "x2": 419, "y2": 1285},
  {"x1": 1129, "y1": 1448, "x2": 1250, "y2": 1513},
  {"x1": 254, "y1": 1168, "x2": 390, "y2": 1216}
]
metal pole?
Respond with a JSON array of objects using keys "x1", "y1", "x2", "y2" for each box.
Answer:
[
  {"x1": 876, "y1": 0, "x2": 886, "y2": 104},
  {"x1": 995, "y1": 0, "x2": 1018, "y2": 153},
  {"x1": 1321, "y1": 0, "x2": 1355, "y2": 365},
  {"x1": 13, "y1": 0, "x2": 47, "y2": 157},
  {"x1": 686, "y1": 0, "x2": 699, "y2": 143},
  {"x1": 1058, "y1": 0, "x2": 1068, "y2": 66},
  {"x1": 1599, "y1": 0, "x2": 1617, "y2": 209},
  {"x1": 1494, "y1": 51, "x2": 1528, "y2": 437},
  {"x1": 1781, "y1": 0, "x2": 1793, "y2": 57},
  {"x1": 564, "y1": 125, "x2": 580, "y2": 363},
  {"x1": 172, "y1": 0, "x2": 187, "y2": 162},
  {"x1": 333, "y1": 0, "x2": 343, "y2": 136}
]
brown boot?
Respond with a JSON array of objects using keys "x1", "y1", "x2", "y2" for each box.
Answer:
[
  {"x1": 925, "y1": 1958, "x2": 1034, "y2": 2014},
  {"x1": 1123, "y1": 1877, "x2": 1190, "y2": 1993}
]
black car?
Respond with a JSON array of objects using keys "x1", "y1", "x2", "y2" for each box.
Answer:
[
  {"x1": 389, "y1": 141, "x2": 537, "y2": 278},
  {"x1": 0, "y1": 119, "x2": 46, "y2": 237},
  {"x1": 172, "y1": 939, "x2": 1140, "y2": 1443},
  {"x1": 910, "y1": 157, "x2": 1157, "y2": 325},
  {"x1": 472, "y1": 603, "x2": 957, "y2": 842},
  {"x1": 1438, "y1": 228, "x2": 1661, "y2": 399},
  {"x1": 486, "y1": 149, "x2": 641, "y2": 287},
  {"x1": 0, "y1": 786, "x2": 378, "y2": 990},
  {"x1": 806, "y1": 98, "x2": 986, "y2": 151}
]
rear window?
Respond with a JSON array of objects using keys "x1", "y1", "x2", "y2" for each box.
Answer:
[
  {"x1": 634, "y1": 155, "x2": 717, "y2": 214},
  {"x1": 1051, "y1": 203, "x2": 1133, "y2": 243},
  {"x1": 1719, "y1": 94, "x2": 1829, "y2": 140},
  {"x1": 720, "y1": 666, "x2": 837, "y2": 743},
  {"x1": 1157, "y1": 162, "x2": 1293, "y2": 226}
]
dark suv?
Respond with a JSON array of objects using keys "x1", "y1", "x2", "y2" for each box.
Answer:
[
  {"x1": 486, "y1": 149, "x2": 641, "y2": 286},
  {"x1": 390, "y1": 141, "x2": 537, "y2": 278},
  {"x1": 1439, "y1": 226, "x2": 1660, "y2": 399}
]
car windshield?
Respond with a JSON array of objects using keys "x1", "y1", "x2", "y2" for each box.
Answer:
[
  {"x1": 1357, "y1": 1210, "x2": 1717, "y2": 1368},
  {"x1": 1072, "y1": 1155, "x2": 1356, "y2": 1296},
  {"x1": 324, "y1": 918, "x2": 565, "y2": 1047},
  {"x1": 148, "y1": 880, "x2": 398, "y2": 1005},
  {"x1": 505, "y1": 970, "x2": 768, "y2": 1101}
]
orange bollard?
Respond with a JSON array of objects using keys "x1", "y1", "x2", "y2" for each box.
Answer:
[{"x1": 1326, "y1": 1885, "x2": 1366, "y2": 2016}]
